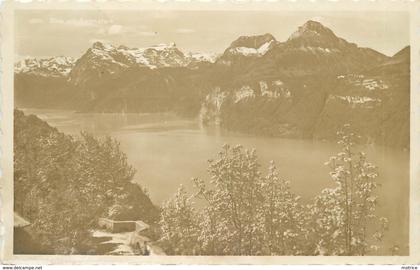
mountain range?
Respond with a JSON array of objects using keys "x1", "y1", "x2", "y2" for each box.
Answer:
[
  {"x1": 15, "y1": 56, "x2": 76, "y2": 77},
  {"x1": 14, "y1": 20, "x2": 410, "y2": 148},
  {"x1": 15, "y1": 42, "x2": 217, "y2": 80}
]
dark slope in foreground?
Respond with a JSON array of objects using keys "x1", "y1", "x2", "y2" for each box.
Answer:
[{"x1": 14, "y1": 109, "x2": 160, "y2": 254}]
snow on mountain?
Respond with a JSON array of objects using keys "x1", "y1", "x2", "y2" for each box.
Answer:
[
  {"x1": 288, "y1": 20, "x2": 337, "y2": 41},
  {"x1": 82, "y1": 41, "x2": 194, "y2": 70},
  {"x1": 68, "y1": 41, "x2": 194, "y2": 85},
  {"x1": 222, "y1": 33, "x2": 277, "y2": 58},
  {"x1": 15, "y1": 56, "x2": 76, "y2": 77},
  {"x1": 285, "y1": 20, "x2": 360, "y2": 55},
  {"x1": 14, "y1": 42, "x2": 224, "y2": 88},
  {"x1": 15, "y1": 20, "x2": 390, "y2": 86},
  {"x1": 187, "y1": 52, "x2": 219, "y2": 63},
  {"x1": 118, "y1": 42, "x2": 191, "y2": 68},
  {"x1": 70, "y1": 41, "x2": 224, "y2": 85},
  {"x1": 228, "y1": 39, "x2": 276, "y2": 57}
]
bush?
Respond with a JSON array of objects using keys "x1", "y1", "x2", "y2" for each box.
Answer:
[{"x1": 159, "y1": 126, "x2": 387, "y2": 255}]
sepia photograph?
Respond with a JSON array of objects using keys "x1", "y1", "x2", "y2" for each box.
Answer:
[{"x1": 1, "y1": 1, "x2": 418, "y2": 265}]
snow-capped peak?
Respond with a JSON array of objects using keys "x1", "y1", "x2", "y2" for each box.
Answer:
[
  {"x1": 118, "y1": 43, "x2": 189, "y2": 68},
  {"x1": 16, "y1": 42, "x2": 222, "y2": 83},
  {"x1": 230, "y1": 33, "x2": 276, "y2": 49},
  {"x1": 222, "y1": 33, "x2": 277, "y2": 58},
  {"x1": 83, "y1": 41, "x2": 190, "y2": 69},
  {"x1": 228, "y1": 39, "x2": 276, "y2": 57},
  {"x1": 92, "y1": 41, "x2": 115, "y2": 51},
  {"x1": 187, "y1": 52, "x2": 219, "y2": 63},
  {"x1": 15, "y1": 56, "x2": 76, "y2": 77},
  {"x1": 85, "y1": 41, "x2": 220, "y2": 69},
  {"x1": 149, "y1": 42, "x2": 177, "y2": 51},
  {"x1": 91, "y1": 42, "x2": 177, "y2": 53},
  {"x1": 288, "y1": 20, "x2": 337, "y2": 42}
]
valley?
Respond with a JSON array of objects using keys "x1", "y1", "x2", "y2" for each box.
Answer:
[
  {"x1": 13, "y1": 18, "x2": 411, "y2": 256},
  {"x1": 14, "y1": 20, "x2": 410, "y2": 148}
]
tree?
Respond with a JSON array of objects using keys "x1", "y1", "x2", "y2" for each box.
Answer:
[
  {"x1": 159, "y1": 185, "x2": 200, "y2": 255},
  {"x1": 260, "y1": 161, "x2": 306, "y2": 255},
  {"x1": 193, "y1": 144, "x2": 265, "y2": 255},
  {"x1": 14, "y1": 110, "x2": 157, "y2": 254},
  {"x1": 75, "y1": 132, "x2": 136, "y2": 220},
  {"x1": 191, "y1": 145, "x2": 305, "y2": 255},
  {"x1": 160, "y1": 127, "x2": 389, "y2": 256},
  {"x1": 308, "y1": 124, "x2": 388, "y2": 255}
]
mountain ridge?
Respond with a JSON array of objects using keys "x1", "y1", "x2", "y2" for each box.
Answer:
[
  {"x1": 15, "y1": 20, "x2": 398, "y2": 79},
  {"x1": 15, "y1": 56, "x2": 76, "y2": 77},
  {"x1": 14, "y1": 20, "x2": 410, "y2": 148}
]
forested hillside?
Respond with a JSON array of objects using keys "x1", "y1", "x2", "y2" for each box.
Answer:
[{"x1": 14, "y1": 109, "x2": 159, "y2": 254}]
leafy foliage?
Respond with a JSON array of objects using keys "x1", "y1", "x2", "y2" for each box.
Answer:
[
  {"x1": 14, "y1": 109, "x2": 159, "y2": 254},
  {"x1": 193, "y1": 145, "x2": 266, "y2": 255},
  {"x1": 159, "y1": 126, "x2": 388, "y2": 255},
  {"x1": 159, "y1": 185, "x2": 200, "y2": 255},
  {"x1": 307, "y1": 125, "x2": 388, "y2": 255}
]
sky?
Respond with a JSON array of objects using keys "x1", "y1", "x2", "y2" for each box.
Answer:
[{"x1": 15, "y1": 10, "x2": 409, "y2": 59}]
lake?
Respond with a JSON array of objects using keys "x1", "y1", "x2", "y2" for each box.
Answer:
[{"x1": 21, "y1": 108, "x2": 409, "y2": 254}]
